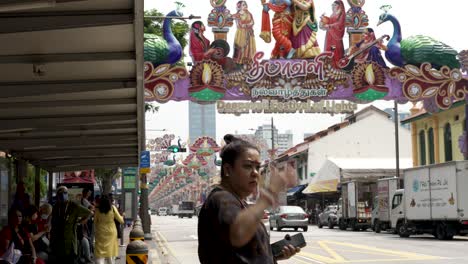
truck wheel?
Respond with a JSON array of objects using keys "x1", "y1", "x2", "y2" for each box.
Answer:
[
  {"x1": 328, "y1": 220, "x2": 334, "y2": 229},
  {"x1": 436, "y1": 223, "x2": 454, "y2": 240},
  {"x1": 339, "y1": 220, "x2": 346, "y2": 230},
  {"x1": 397, "y1": 222, "x2": 410, "y2": 238},
  {"x1": 318, "y1": 221, "x2": 323, "y2": 229},
  {"x1": 374, "y1": 220, "x2": 381, "y2": 233},
  {"x1": 351, "y1": 221, "x2": 359, "y2": 231}
]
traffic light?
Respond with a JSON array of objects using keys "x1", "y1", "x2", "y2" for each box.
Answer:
[{"x1": 167, "y1": 138, "x2": 186, "y2": 153}]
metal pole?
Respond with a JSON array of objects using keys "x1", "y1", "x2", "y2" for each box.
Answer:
[
  {"x1": 35, "y1": 166, "x2": 40, "y2": 207},
  {"x1": 394, "y1": 101, "x2": 400, "y2": 178},
  {"x1": 465, "y1": 101, "x2": 468, "y2": 160},
  {"x1": 271, "y1": 117, "x2": 275, "y2": 153},
  {"x1": 48, "y1": 171, "x2": 53, "y2": 203},
  {"x1": 120, "y1": 170, "x2": 125, "y2": 246}
]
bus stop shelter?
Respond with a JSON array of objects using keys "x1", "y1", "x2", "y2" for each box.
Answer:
[{"x1": 0, "y1": 0, "x2": 145, "y2": 211}]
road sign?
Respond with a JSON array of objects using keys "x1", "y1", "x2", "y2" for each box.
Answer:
[
  {"x1": 123, "y1": 167, "x2": 138, "y2": 189},
  {"x1": 140, "y1": 151, "x2": 150, "y2": 168}
]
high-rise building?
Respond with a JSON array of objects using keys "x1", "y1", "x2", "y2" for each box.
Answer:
[
  {"x1": 254, "y1": 124, "x2": 293, "y2": 158},
  {"x1": 188, "y1": 102, "x2": 217, "y2": 144},
  {"x1": 384, "y1": 108, "x2": 411, "y2": 129}
]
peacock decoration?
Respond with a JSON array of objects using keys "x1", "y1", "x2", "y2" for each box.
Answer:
[
  {"x1": 377, "y1": 10, "x2": 460, "y2": 69},
  {"x1": 144, "y1": 10, "x2": 184, "y2": 66}
]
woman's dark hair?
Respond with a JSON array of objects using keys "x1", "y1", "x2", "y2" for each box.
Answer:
[
  {"x1": 8, "y1": 207, "x2": 21, "y2": 226},
  {"x1": 98, "y1": 194, "x2": 112, "y2": 214},
  {"x1": 220, "y1": 134, "x2": 259, "y2": 179},
  {"x1": 26, "y1": 205, "x2": 38, "y2": 218}
]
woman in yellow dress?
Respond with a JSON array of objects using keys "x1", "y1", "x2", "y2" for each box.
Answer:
[
  {"x1": 232, "y1": 1, "x2": 256, "y2": 64},
  {"x1": 94, "y1": 195, "x2": 124, "y2": 264}
]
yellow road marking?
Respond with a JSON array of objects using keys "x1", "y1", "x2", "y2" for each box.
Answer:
[
  {"x1": 298, "y1": 251, "x2": 340, "y2": 263},
  {"x1": 294, "y1": 254, "x2": 327, "y2": 264},
  {"x1": 322, "y1": 240, "x2": 441, "y2": 260},
  {"x1": 318, "y1": 241, "x2": 346, "y2": 261},
  {"x1": 157, "y1": 230, "x2": 178, "y2": 258}
]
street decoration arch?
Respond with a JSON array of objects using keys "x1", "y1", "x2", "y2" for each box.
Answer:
[
  {"x1": 146, "y1": 0, "x2": 468, "y2": 205},
  {"x1": 144, "y1": 1, "x2": 467, "y2": 110}
]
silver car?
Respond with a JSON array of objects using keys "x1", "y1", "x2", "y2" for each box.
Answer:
[
  {"x1": 269, "y1": 206, "x2": 308, "y2": 232},
  {"x1": 318, "y1": 205, "x2": 338, "y2": 229}
]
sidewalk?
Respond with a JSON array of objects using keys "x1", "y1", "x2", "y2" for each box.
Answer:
[{"x1": 117, "y1": 226, "x2": 161, "y2": 264}]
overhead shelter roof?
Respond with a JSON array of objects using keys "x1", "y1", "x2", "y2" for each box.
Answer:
[
  {"x1": 0, "y1": 0, "x2": 145, "y2": 172},
  {"x1": 302, "y1": 158, "x2": 412, "y2": 194}
]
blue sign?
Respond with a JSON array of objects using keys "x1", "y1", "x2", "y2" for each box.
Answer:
[{"x1": 140, "y1": 151, "x2": 150, "y2": 168}]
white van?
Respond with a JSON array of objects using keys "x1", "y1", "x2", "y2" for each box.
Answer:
[{"x1": 158, "y1": 207, "x2": 168, "y2": 216}]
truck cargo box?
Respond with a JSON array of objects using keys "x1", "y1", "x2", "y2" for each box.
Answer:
[{"x1": 404, "y1": 161, "x2": 468, "y2": 221}]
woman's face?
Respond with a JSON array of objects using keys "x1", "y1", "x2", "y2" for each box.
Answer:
[
  {"x1": 226, "y1": 148, "x2": 261, "y2": 199},
  {"x1": 332, "y1": 2, "x2": 339, "y2": 13},
  {"x1": 242, "y1": 2, "x2": 248, "y2": 10},
  {"x1": 31, "y1": 212, "x2": 38, "y2": 221}
]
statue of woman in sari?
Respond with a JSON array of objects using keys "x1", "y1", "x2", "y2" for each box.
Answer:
[
  {"x1": 321, "y1": 0, "x2": 346, "y2": 67},
  {"x1": 232, "y1": 1, "x2": 256, "y2": 64},
  {"x1": 260, "y1": 0, "x2": 293, "y2": 59},
  {"x1": 290, "y1": 0, "x2": 321, "y2": 59}
]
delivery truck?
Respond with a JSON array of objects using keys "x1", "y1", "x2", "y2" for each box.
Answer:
[
  {"x1": 178, "y1": 200, "x2": 195, "y2": 218},
  {"x1": 371, "y1": 177, "x2": 399, "y2": 233},
  {"x1": 391, "y1": 161, "x2": 468, "y2": 240},
  {"x1": 338, "y1": 180, "x2": 377, "y2": 231}
]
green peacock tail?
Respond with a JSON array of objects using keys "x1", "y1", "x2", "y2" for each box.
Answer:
[
  {"x1": 144, "y1": 33, "x2": 170, "y2": 65},
  {"x1": 401, "y1": 35, "x2": 460, "y2": 69}
]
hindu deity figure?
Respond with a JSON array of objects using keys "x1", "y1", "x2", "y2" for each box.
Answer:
[
  {"x1": 260, "y1": 0, "x2": 293, "y2": 59},
  {"x1": 189, "y1": 21, "x2": 212, "y2": 63},
  {"x1": 232, "y1": 1, "x2": 257, "y2": 64},
  {"x1": 321, "y1": 0, "x2": 346, "y2": 67},
  {"x1": 290, "y1": 0, "x2": 321, "y2": 59},
  {"x1": 351, "y1": 28, "x2": 387, "y2": 67}
]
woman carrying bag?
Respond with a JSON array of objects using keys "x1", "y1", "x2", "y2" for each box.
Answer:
[{"x1": 94, "y1": 195, "x2": 124, "y2": 264}]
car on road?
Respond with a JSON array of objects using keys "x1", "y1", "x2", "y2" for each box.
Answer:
[
  {"x1": 318, "y1": 205, "x2": 338, "y2": 229},
  {"x1": 269, "y1": 206, "x2": 308, "y2": 232},
  {"x1": 158, "y1": 207, "x2": 168, "y2": 216}
]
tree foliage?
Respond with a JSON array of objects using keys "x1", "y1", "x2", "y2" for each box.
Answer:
[
  {"x1": 94, "y1": 168, "x2": 121, "y2": 195},
  {"x1": 145, "y1": 102, "x2": 159, "y2": 114}
]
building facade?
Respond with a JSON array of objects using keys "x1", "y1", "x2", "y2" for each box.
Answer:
[
  {"x1": 254, "y1": 124, "x2": 293, "y2": 158},
  {"x1": 401, "y1": 102, "x2": 466, "y2": 167},
  {"x1": 188, "y1": 102, "x2": 216, "y2": 145}
]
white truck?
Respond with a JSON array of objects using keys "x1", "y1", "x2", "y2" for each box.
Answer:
[
  {"x1": 391, "y1": 161, "x2": 468, "y2": 240},
  {"x1": 171, "y1": 204, "x2": 179, "y2": 216},
  {"x1": 338, "y1": 180, "x2": 377, "y2": 231},
  {"x1": 371, "y1": 177, "x2": 399, "y2": 233},
  {"x1": 178, "y1": 200, "x2": 195, "y2": 218}
]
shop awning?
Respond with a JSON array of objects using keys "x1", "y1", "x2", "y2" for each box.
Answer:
[
  {"x1": 287, "y1": 184, "x2": 307, "y2": 197},
  {"x1": 303, "y1": 179, "x2": 339, "y2": 194},
  {"x1": 302, "y1": 158, "x2": 412, "y2": 194}
]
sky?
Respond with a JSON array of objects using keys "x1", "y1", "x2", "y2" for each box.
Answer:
[{"x1": 144, "y1": 0, "x2": 468, "y2": 146}]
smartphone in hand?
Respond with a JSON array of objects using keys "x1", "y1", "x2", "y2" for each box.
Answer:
[{"x1": 271, "y1": 233, "x2": 306, "y2": 258}]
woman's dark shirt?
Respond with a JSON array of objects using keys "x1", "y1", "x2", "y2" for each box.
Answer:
[{"x1": 198, "y1": 187, "x2": 275, "y2": 264}]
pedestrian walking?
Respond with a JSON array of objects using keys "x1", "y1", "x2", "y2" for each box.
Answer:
[
  {"x1": 49, "y1": 186, "x2": 92, "y2": 264},
  {"x1": 94, "y1": 195, "x2": 124, "y2": 264}
]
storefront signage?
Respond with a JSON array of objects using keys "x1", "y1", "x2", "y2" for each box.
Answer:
[{"x1": 217, "y1": 100, "x2": 357, "y2": 116}]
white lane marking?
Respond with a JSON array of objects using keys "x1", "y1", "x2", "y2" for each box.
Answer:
[{"x1": 189, "y1": 235, "x2": 198, "y2": 240}]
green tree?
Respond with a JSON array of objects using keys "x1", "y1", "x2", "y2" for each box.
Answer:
[
  {"x1": 95, "y1": 168, "x2": 121, "y2": 195},
  {"x1": 11, "y1": 163, "x2": 48, "y2": 202}
]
